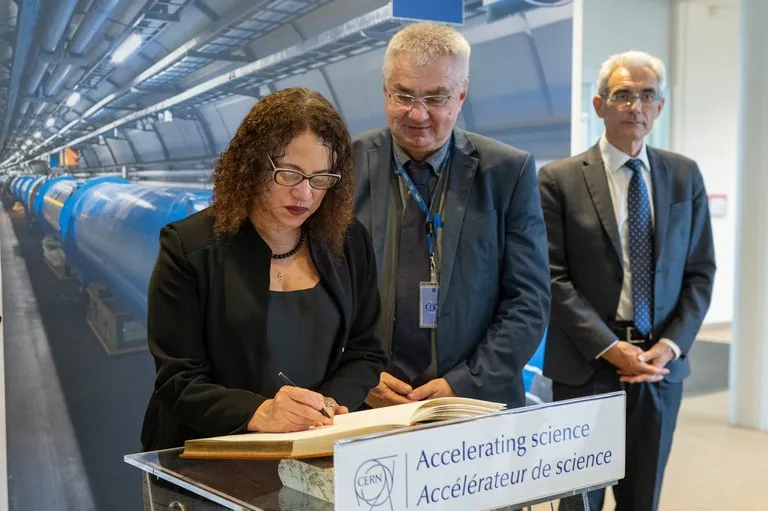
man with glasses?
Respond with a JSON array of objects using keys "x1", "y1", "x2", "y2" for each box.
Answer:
[
  {"x1": 538, "y1": 51, "x2": 716, "y2": 510},
  {"x1": 353, "y1": 22, "x2": 550, "y2": 410}
]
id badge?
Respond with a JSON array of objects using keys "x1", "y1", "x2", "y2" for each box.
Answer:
[{"x1": 419, "y1": 281, "x2": 439, "y2": 328}]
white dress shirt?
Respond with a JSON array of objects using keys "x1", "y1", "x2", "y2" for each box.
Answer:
[{"x1": 595, "y1": 134, "x2": 681, "y2": 360}]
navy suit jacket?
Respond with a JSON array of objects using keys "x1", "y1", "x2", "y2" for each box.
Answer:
[
  {"x1": 538, "y1": 144, "x2": 716, "y2": 385},
  {"x1": 353, "y1": 127, "x2": 550, "y2": 407}
]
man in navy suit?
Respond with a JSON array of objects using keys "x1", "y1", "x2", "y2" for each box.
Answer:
[
  {"x1": 353, "y1": 22, "x2": 550, "y2": 409},
  {"x1": 538, "y1": 51, "x2": 716, "y2": 510}
]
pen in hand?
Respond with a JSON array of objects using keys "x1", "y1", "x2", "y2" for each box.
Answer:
[{"x1": 278, "y1": 371, "x2": 332, "y2": 419}]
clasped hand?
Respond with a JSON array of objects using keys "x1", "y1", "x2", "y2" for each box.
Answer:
[
  {"x1": 365, "y1": 372, "x2": 456, "y2": 408},
  {"x1": 248, "y1": 386, "x2": 348, "y2": 433},
  {"x1": 603, "y1": 341, "x2": 675, "y2": 384}
]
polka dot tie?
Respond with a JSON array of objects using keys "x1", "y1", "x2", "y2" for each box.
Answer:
[{"x1": 625, "y1": 158, "x2": 654, "y2": 336}]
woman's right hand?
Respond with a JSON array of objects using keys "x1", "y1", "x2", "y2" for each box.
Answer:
[{"x1": 247, "y1": 386, "x2": 332, "y2": 433}]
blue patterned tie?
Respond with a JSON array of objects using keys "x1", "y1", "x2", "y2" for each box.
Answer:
[{"x1": 625, "y1": 158, "x2": 654, "y2": 335}]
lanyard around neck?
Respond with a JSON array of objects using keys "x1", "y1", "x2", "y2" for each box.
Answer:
[{"x1": 392, "y1": 141, "x2": 451, "y2": 258}]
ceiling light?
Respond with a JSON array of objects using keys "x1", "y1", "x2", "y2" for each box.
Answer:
[
  {"x1": 66, "y1": 92, "x2": 81, "y2": 107},
  {"x1": 45, "y1": 118, "x2": 55, "y2": 128},
  {"x1": 111, "y1": 33, "x2": 142, "y2": 64},
  {"x1": 34, "y1": 131, "x2": 42, "y2": 139}
]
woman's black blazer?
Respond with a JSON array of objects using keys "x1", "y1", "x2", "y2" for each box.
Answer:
[{"x1": 141, "y1": 208, "x2": 386, "y2": 450}]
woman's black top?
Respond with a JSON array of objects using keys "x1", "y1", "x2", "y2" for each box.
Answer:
[
  {"x1": 259, "y1": 284, "x2": 340, "y2": 396},
  {"x1": 140, "y1": 208, "x2": 386, "y2": 450}
]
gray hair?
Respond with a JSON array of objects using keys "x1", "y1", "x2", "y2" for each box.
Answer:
[
  {"x1": 596, "y1": 51, "x2": 667, "y2": 96},
  {"x1": 383, "y1": 22, "x2": 471, "y2": 83}
]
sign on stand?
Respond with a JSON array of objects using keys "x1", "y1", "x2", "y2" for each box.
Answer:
[{"x1": 334, "y1": 392, "x2": 625, "y2": 510}]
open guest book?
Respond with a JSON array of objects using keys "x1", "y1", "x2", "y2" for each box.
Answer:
[{"x1": 181, "y1": 397, "x2": 505, "y2": 460}]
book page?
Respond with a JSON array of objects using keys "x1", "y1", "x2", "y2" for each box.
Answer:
[
  {"x1": 415, "y1": 397, "x2": 506, "y2": 410},
  {"x1": 413, "y1": 400, "x2": 506, "y2": 423},
  {"x1": 332, "y1": 401, "x2": 426, "y2": 428},
  {"x1": 196, "y1": 401, "x2": 426, "y2": 445},
  {"x1": 190, "y1": 398, "x2": 504, "y2": 445}
]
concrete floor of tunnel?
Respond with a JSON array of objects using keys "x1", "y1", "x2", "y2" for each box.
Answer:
[{"x1": 2, "y1": 203, "x2": 155, "y2": 511}]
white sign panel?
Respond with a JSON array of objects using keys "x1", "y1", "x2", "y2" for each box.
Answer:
[{"x1": 334, "y1": 393, "x2": 625, "y2": 510}]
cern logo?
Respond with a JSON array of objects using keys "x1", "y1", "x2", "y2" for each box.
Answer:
[
  {"x1": 424, "y1": 301, "x2": 438, "y2": 313},
  {"x1": 353, "y1": 455, "x2": 396, "y2": 510}
]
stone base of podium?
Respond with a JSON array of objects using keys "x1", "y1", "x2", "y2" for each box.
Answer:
[{"x1": 277, "y1": 457, "x2": 335, "y2": 503}]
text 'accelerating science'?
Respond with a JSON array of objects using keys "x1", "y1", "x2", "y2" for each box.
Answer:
[{"x1": 414, "y1": 421, "x2": 614, "y2": 506}]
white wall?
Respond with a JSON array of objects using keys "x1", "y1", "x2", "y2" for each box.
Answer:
[{"x1": 670, "y1": 1, "x2": 739, "y2": 324}]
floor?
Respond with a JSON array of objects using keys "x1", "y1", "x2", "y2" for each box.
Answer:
[
  {"x1": 2, "y1": 204, "x2": 155, "y2": 511},
  {"x1": 1, "y1": 204, "x2": 95, "y2": 510},
  {"x1": 660, "y1": 391, "x2": 768, "y2": 510}
]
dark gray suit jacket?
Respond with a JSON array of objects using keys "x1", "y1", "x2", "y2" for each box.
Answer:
[
  {"x1": 353, "y1": 127, "x2": 550, "y2": 407},
  {"x1": 538, "y1": 144, "x2": 716, "y2": 386}
]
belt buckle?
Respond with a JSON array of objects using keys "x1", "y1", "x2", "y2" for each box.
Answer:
[{"x1": 626, "y1": 326, "x2": 644, "y2": 345}]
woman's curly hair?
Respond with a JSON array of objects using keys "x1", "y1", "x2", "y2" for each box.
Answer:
[{"x1": 211, "y1": 87, "x2": 354, "y2": 257}]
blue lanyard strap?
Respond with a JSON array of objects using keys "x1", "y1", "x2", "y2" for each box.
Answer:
[{"x1": 393, "y1": 142, "x2": 451, "y2": 258}]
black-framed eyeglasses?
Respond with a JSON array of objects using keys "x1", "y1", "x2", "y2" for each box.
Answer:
[
  {"x1": 388, "y1": 91, "x2": 453, "y2": 109},
  {"x1": 267, "y1": 155, "x2": 341, "y2": 190},
  {"x1": 604, "y1": 91, "x2": 662, "y2": 107}
]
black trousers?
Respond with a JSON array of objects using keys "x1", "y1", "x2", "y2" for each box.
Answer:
[{"x1": 554, "y1": 367, "x2": 683, "y2": 511}]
